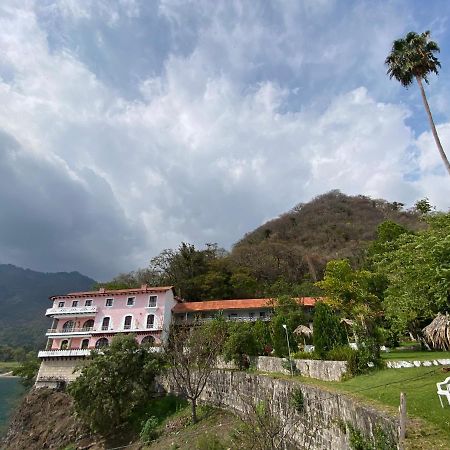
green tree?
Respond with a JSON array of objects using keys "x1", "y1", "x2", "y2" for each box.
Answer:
[
  {"x1": 12, "y1": 354, "x2": 40, "y2": 387},
  {"x1": 375, "y1": 213, "x2": 450, "y2": 337},
  {"x1": 414, "y1": 198, "x2": 434, "y2": 215},
  {"x1": 68, "y1": 334, "x2": 163, "y2": 435},
  {"x1": 313, "y1": 302, "x2": 346, "y2": 357},
  {"x1": 270, "y1": 296, "x2": 305, "y2": 357},
  {"x1": 385, "y1": 31, "x2": 450, "y2": 176},
  {"x1": 316, "y1": 259, "x2": 383, "y2": 321},
  {"x1": 222, "y1": 322, "x2": 258, "y2": 368}
]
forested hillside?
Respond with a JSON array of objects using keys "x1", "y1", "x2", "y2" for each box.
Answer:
[
  {"x1": 232, "y1": 190, "x2": 422, "y2": 282},
  {"x1": 102, "y1": 191, "x2": 423, "y2": 300},
  {"x1": 0, "y1": 264, "x2": 96, "y2": 349}
]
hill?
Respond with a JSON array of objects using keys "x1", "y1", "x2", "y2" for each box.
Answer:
[
  {"x1": 0, "y1": 264, "x2": 96, "y2": 350},
  {"x1": 231, "y1": 190, "x2": 422, "y2": 282}
]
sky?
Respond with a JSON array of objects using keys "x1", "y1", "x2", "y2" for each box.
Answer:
[{"x1": 0, "y1": 0, "x2": 449, "y2": 280}]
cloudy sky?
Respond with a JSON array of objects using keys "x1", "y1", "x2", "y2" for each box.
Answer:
[{"x1": 1, "y1": 0, "x2": 449, "y2": 280}]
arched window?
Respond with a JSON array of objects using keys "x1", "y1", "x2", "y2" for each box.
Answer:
[
  {"x1": 81, "y1": 339, "x2": 90, "y2": 349},
  {"x1": 95, "y1": 338, "x2": 109, "y2": 349},
  {"x1": 141, "y1": 335, "x2": 155, "y2": 346},
  {"x1": 60, "y1": 340, "x2": 69, "y2": 350},
  {"x1": 101, "y1": 317, "x2": 110, "y2": 331},
  {"x1": 62, "y1": 320, "x2": 75, "y2": 332},
  {"x1": 124, "y1": 315, "x2": 132, "y2": 330},
  {"x1": 146, "y1": 314, "x2": 155, "y2": 329},
  {"x1": 82, "y1": 319, "x2": 94, "y2": 330}
]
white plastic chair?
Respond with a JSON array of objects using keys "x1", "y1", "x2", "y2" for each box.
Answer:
[{"x1": 436, "y1": 376, "x2": 450, "y2": 407}]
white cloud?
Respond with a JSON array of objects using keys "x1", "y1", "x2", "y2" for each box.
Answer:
[{"x1": 0, "y1": 0, "x2": 449, "y2": 279}]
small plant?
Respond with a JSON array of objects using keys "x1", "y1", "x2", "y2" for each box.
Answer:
[
  {"x1": 326, "y1": 345, "x2": 357, "y2": 362},
  {"x1": 291, "y1": 387, "x2": 304, "y2": 413},
  {"x1": 140, "y1": 416, "x2": 159, "y2": 443},
  {"x1": 281, "y1": 358, "x2": 298, "y2": 374}
]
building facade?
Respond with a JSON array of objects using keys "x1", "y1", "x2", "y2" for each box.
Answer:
[{"x1": 39, "y1": 285, "x2": 176, "y2": 358}]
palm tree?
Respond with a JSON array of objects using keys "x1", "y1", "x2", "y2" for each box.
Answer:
[{"x1": 385, "y1": 31, "x2": 450, "y2": 176}]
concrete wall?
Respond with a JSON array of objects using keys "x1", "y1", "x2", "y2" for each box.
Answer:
[
  {"x1": 162, "y1": 370, "x2": 398, "y2": 450},
  {"x1": 35, "y1": 358, "x2": 86, "y2": 388},
  {"x1": 217, "y1": 356, "x2": 348, "y2": 381}
]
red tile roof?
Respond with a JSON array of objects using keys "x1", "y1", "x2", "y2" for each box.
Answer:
[
  {"x1": 172, "y1": 297, "x2": 318, "y2": 314},
  {"x1": 50, "y1": 285, "x2": 174, "y2": 301}
]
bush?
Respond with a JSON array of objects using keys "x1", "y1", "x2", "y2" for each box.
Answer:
[
  {"x1": 313, "y1": 302, "x2": 347, "y2": 357},
  {"x1": 326, "y1": 345, "x2": 356, "y2": 361},
  {"x1": 222, "y1": 323, "x2": 258, "y2": 368},
  {"x1": 140, "y1": 416, "x2": 159, "y2": 443}
]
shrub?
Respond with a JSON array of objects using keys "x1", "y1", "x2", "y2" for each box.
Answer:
[
  {"x1": 222, "y1": 323, "x2": 258, "y2": 368},
  {"x1": 291, "y1": 387, "x2": 304, "y2": 413},
  {"x1": 313, "y1": 302, "x2": 347, "y2": 357},
  {"x1": 292, "y1": 351, "x2": 320, "y2": 360},
  {"x1": 140, "y1": 416, "x2": 159, "y2": 443},
  {"x1": 326, "y1": 345, "x2": 356, "y2": 361}
]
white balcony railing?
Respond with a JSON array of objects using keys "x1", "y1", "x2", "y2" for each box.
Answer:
[
  {"x1": 38, "y1": 349, "x2": 92, "y2": 358},
  {"x1": 46, "y1": 327, "x2": 94, "y2": 335},
  {"x1": 176, "y1": 315, "x2": 272, "y2": 324},
  {"x1": 46, "y1": 325, "x2": 163, "y2": 335},
  {"x1": 45, "y1": 305, "x2": 98, "y2": 316}
]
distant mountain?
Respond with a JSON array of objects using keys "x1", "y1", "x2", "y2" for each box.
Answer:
[
  {"x1": 231, "y1": 191, "x2": 423, "y2": 282},
  {"x1": 0, "y1": 264, "x2": 96, "y2": 350}
]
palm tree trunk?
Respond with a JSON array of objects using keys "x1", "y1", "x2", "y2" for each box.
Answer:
[{"x1": 416, "y1": 76, "x2": 450, "y2": 176}]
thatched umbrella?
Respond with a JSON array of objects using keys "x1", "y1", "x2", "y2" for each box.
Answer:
[
  {"x1": 294, "y1": 325, "x2": 313, "y2": 348},
  {"x1": 423, "y1": 313, "x2": 450, "y2": 350}
]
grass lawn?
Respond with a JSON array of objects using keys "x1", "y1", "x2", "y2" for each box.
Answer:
[
  {"x1": 0, "y1": 361, "x2": 20, "y2": 374},
  {"x1": 326, "y1": 367, "x2": 450, "y2": 448},
  {"x1": 382, "y1": 351, "x2": 450, "y2": 361}
]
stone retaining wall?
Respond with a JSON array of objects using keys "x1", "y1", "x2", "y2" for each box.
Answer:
[
  {"x1": 387, "y1": 358, "x2": 450, "y2": 368},
  {"x1": 161, "y1": 370, "x2": 398, "y2": 450},
  {"x1": 217, "y1": 356, "x2": 348, "y2": 381},
  {"x1": 35, "y1": 358, "x2": 86, "y2": 388}
]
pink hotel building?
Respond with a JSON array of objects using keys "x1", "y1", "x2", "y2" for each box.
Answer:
[{"x1": 36, "y1": 285, "x2": 317, "y2": 385}]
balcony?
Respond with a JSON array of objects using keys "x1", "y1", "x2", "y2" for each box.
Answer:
[
  {"x1": 45, "y1": 305, "x2": 97, "y2": 317},
  {"x1": 38, "y1": 349, "x2": 91, "y2": 358},
  {"x1": 176, "y1": 315, "x2": 272, "y2": 324},
  {"x1": 46, "y1": 326, "x2": 94, "y2": 336}
]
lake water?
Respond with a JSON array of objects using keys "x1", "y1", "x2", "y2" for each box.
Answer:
[{"x1": 0, "y1": 377, "x2": 25, "y2": 437}]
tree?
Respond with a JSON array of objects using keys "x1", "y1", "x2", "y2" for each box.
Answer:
[
  {"x1": 164, "y1": 320, "x2": 227, "y2": 423},
  {"x1": 385, "y1": 31, "x2": 450, "y2": 176},
  {"x1": 222, "y1": 322, "x2": 258, "y2": 368},
  {"x1": 312, "y1": 302, "x2": 346, "y2": 357},
  {"x1": 375, "y1": 213, "x2": 450, "y2": 337},
  {"x1": 12, "y1": 354, "x2": 40, "y2": 387},
  {"x1": 68, "y1": 334, "x2": 163, "y2": 435},
  {"x1": 414, "y1": 198, "x2": 434, "y2": 215},
  {"x1": 270, "y1": 296, "x2": 305, "y2": 357}
]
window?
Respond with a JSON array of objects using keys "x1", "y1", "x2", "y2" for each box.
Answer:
[
  {"x1": 85, "y1": 299, "x2": 92, "y2": 306},
  {"x1": 81, "y1": 339, "x2": 90, "y2": 349},
  {"x1": 146, "y1": 314, "x2": 155, "y2": 329},
  {"x1": 259, "y1": 311, "x2": 266, "y2": 319},
  {"x1": 124, "y1": 315, "x2": 132, "y2": 330},
  {"x1": 72, "y1": 300, "x2": 78, "y2": 307},
  {"x1": 82, "y1": 319, "x2": 94, "y2": 330},
  {"x1": 249, "y1": 312, "x2": 255, "y2": 319},
  {"x1": 101, "y1": 317, "x2": 110, "y2": 331},
  {"x1": 229, "y1": 313, "x2": 238, "y2": 320},
  {"x1": 127, "y1": 297, "x2": 135, "y2": 306},
  {"x1": 105, "y1": 298, "x2": 113, "y2": 307},
  {"x1": 62, "y1": 320, "x2": 75, "y2": 332},
  {"x1": 148, "y1": 295, "x2": 157, "y2": 307},
  {"x1": 60, "y1": 340, "x2": 69, "y2": 350},
  {"x1": 95, "y1": 338, "x2": 109, "y2": 349},
  {"x1": 58, "y1": 301, "x2": 65, "y2": 308},
  {"x1": 141, "y1": 335, "x2": 155, "y2": 346}
]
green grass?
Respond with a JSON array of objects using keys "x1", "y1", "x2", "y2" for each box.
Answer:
[
  {"x1": 0, "y1": 362, "x2": 20, "y2": 374},
  {"x1": 381, "y1": 351, "x2": 450, "y2": 361},
  {"x1": 326, "y1": 367, "x2": 450, "y2": 448}
]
